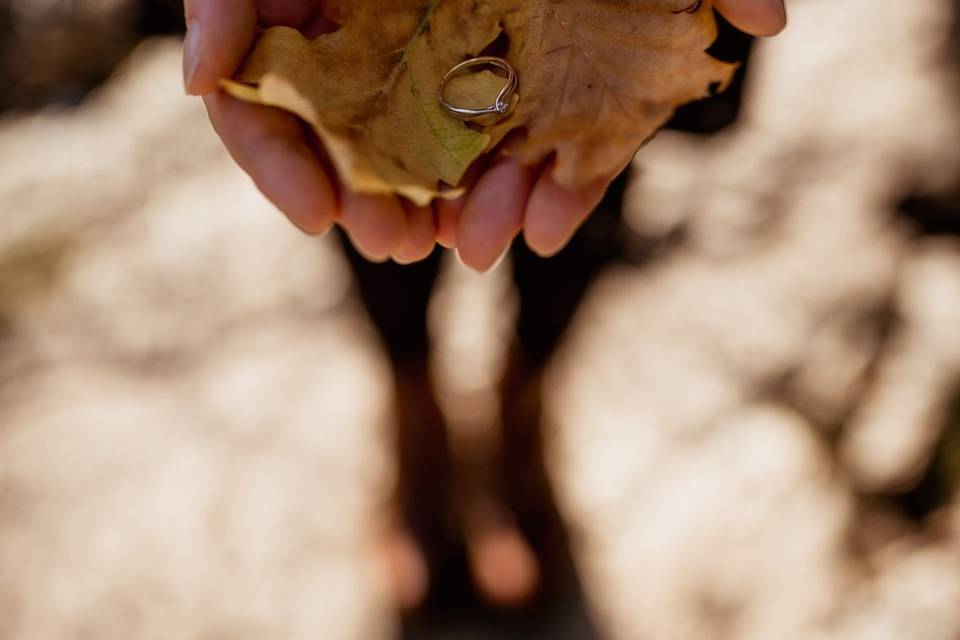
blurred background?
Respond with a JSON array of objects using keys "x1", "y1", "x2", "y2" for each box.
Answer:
[{"x1": 1, "y1": 0, "x2": 960, "y2": 638}]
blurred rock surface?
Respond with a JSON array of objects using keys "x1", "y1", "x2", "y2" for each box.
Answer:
[{"x1": 551, "y1": 0, "x2": 960, "y2": 638}]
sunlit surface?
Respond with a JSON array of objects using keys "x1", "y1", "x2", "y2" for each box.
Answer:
[
  {"x1": 0, "y1": 42, "x2": 396, "y2": 638},
  {"x1": 1, "y1": 0, "x2": 960, "y2": 638},
  {"x1": 551, "y1": 1, "x2": 960, "y2": 637}
]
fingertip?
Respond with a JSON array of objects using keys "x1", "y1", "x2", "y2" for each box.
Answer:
[
  {"x1": 457, "y1": 158, "x2": 535, "y2": 273},
  {"x1": 340, "y1": 224, "x2": 391, "y2": 263},
  {"x1": 436, "y1": 150, "x2": 496, "y2": 250},
  {"x1": 341, "y1": 192, "x2": 408, "y2": 261},
  {"x1": 203, "y1": 93, "x2": 337, "y2": 234},
  {"x1": 523, "y1": 172, "x2": 608, "y2": 258},
  {"x1": 251, "y1": 140, "x2": 338, "y2": 235},
  {"x1": 183, "y1": 0, "x2": 258, "y2": 95},
  {"x1": 715, "y1": 0, "x2": 787, "y2": 37},
  {"x1": 393, "y1": 203, "x2": 438, "y2": 265},
  {"x1": 434, "y1": 197, "x2": 463, "y2": 249}
]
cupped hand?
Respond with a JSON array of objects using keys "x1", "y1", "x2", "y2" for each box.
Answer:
[
  {"x1": 184, "y1": 0, "x2": 786, "y2": 270},
  {"x1": 184, "y1": 0, "x2": 436, "y2": 264}
]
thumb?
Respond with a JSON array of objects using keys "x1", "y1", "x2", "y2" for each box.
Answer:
[
  {"x1": 183, "y1": 0, "x2": 258, "y2": 95},
  {"x1": 714, "y1": 0, "x2": 787, "y2": 37}
]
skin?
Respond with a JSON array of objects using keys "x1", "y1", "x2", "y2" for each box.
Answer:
[{"x1": 184, "y1": 0, "x2": 787, "y2": 271}]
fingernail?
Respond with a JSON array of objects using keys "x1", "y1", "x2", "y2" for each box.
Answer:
[{"x1": 183, "y1": 20, "x2": 201, "y2": 94}]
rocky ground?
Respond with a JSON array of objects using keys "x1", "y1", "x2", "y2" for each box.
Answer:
[{"x1": 1, "y1": 0, "x2": 959, "y2": 638}]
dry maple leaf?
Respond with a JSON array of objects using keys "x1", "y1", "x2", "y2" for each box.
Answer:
[
  {"x1": 224, "y1": 0, "x2": 735, "y2": 204},
  {"x1": 224, "y1": 0, "x2": 507, "y2": 206},
  {"x1": 493, "y1": 0, "x2": 737, "y2": 189}
]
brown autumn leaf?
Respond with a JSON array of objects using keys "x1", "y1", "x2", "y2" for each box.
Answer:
[
  {"x1": 224, "y1": 1, "x2": 507, "y2": 206},
  {"x1": 225, "y1": 0, "x2": 735, "y2": 204},
  {"x1": 492, "y1": 0, "x2": 737, "y2": 189}
]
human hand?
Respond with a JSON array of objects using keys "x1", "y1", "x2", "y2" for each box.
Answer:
[
  {"x1": 184, "y1": 0, "x2": 437, "y2": 264},
  {"x1": 435, "y1": 0, "x2": 787, "y2": 270},
  {"x1": 183, "y1": 0, "x2": 786, "y2": 270}
]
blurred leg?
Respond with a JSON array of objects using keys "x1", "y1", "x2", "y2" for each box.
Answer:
[
  {"x1": 454, "y1": 170, "x2": 629, "y2": 610},
  {"x1": 490, "y1": 19, "x2": 756, "y2": 601},
  {"x1": 500, "y1": 169, "x2": 630, "y2": 593},
  {"x1": 337, "y1": 233, "x2": 452, "y2": 611},
  {"x1": 512, "y1": 169, "x2": 630, "y2": 366}
]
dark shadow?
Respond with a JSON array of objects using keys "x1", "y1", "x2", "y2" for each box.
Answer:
[
  {"x1": 896, "y1": 189, "x2": 960, "y2": 237},
  {"x1": 0, "y1": 0, "x2": 183, "y2": 112},
  {"x1": 888, "y1": 394, "x2": 960, "y2": 523},
  {"x1": 137, "y1": 0, "x2": 188, "y2": 38},
  {"x1": 339, "y1": 175, "x2": 631, "y2": 639},
  {"x1": 877, "y1": 0, "x2": 960, "y2": 522},
  {"x1": 668, "y1": 12, "x2": 754, "y2": 134}
]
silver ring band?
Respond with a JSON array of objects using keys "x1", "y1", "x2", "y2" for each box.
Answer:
[{"x1": 438, "y1": 56, "x2": 518, "y2": 122}]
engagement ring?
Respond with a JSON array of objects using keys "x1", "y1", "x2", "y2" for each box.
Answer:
[{"x1": 438, "y1": 56, "x2": 518, "y2": 122}]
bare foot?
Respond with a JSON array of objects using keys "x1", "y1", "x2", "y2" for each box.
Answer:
[
  {"x1": 464, "y1": 512, "x2": 541, "y2": 607},
  {"x1": 381, "y1": 525, "x2": 430, "y2": 612}
]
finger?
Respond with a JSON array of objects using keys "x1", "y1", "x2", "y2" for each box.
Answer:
[
  {"x1": 183, "y1": 0, "x2": 257, "y2": 95},
  {"x1": 434, "y1": 158, "x2": 489, "y2": 249},
  {"x1": 393, "y1": 202, "x2": 437, "y2": 265},
  {"x1": 340, "y1": 192, "x2": 408, "y2": 262},
  {"x1": 457, "y1": 157, "x2": 537, "y2": 273},
  {"x1": 435, "y1": 196, "x2": 463, "y2": 249},
  {"x1": 522, "y1": 170, "x2": 609, "y2": 258},
  {"x1": 714, "y1": 0, "x2": 787, "y2": 37},
  {"x1": 204, "y1": 92, "x2": 337, "y2": 234}
]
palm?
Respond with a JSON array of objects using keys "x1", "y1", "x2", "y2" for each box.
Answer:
[{"x1": 185, "y1": 0, "x2": 786, "y2": 270}]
